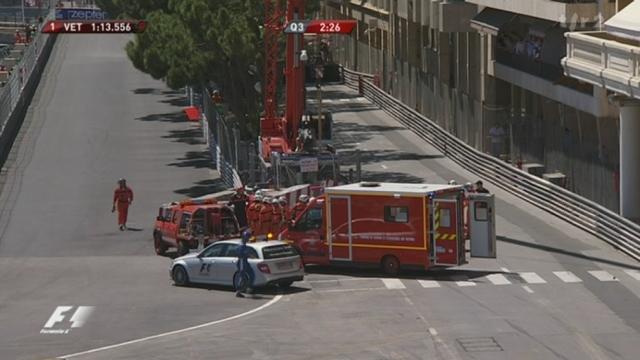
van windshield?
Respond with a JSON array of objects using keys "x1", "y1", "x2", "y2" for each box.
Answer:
[{"x1": 262, "y1": 244, "x2": 298, "y2": 259}]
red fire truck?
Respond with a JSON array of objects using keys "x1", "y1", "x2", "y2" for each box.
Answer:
[
  {"x1": 279, "y1": 182, "x2": 496, "y2": 274},
  {"x1": 153, "y1": 199, "x2": 240, "y2": 256}
]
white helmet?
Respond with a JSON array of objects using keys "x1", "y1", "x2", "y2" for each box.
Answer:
[
  {"x1": 298, "y1": 195, "x2": 309, "y2": 203},
  {"x1": 278, "y1": 196, "x2": 287, "y2": 204},
  {"x1": 254, "y1": 194, "x2": 263, "y2": 202},
  {"x1": 263, "y1": 196, "x2": 272, "y2": 203},
  {"x1": 272, "y1": 198, "x2": 280, "y2": 204},
  {"x1": 448, "y1": 180, "x2": 457, "y2": 185}
]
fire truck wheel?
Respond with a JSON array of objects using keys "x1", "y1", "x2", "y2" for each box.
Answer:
[
  {"x1": 154, "y1": 233, "x2": 168, "y2": 256},
  {"x1": 381, "y1": 255, "x2": 400, "y2": 276},
  {"x1": 177, "y1": 241, "x2": 189, "y2": 256},
  {"x1": 172, "y1": 266, "x2": 190, "y2": 286}
]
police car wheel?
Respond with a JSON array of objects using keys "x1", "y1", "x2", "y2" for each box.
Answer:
[
  {"x1": 381, "y1": 255, "x2": 400, "y2": 276},
  {"x1": 177, "y1": 241, "x2": 189, "y2": 256},
  {"x1": 172, "y1": 266, "x2": 189, "y2": 286}
]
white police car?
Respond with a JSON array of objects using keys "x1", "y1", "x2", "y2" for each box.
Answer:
[{"x1": 170, "y1": 239, "x2": 304, "y2": 288}]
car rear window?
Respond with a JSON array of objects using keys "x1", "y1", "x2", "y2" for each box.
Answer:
[{"x1": 262, "y1": 244, "x2": 298, "y2": 259}]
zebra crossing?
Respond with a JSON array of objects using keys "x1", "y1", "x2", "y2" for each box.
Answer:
[{"x1": 304, "y1": 268, "x2": 640, "y2": 292}]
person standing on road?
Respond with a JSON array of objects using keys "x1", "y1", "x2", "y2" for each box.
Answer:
[
  {"x1": 235, "y1": 230, "x2": 255, "y2": 298},
  {"x1": 271, "y1": 198, "x2": 283, "y2": 236},
  {"x1": 259, "y1": 197, "x2": 273, "y2": 236},
  {"x1": 112, "y1": 179, "x2": 133, "y2": 231},
  {"x1": 229, "y1": 187, "x2": 249, "y2": 228},
  {"x1": 290, "y1": 195, "x2": 309, "y2": 223}
]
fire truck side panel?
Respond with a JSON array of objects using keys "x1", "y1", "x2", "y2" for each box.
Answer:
[
  {"x1": 326, "y1": 193, "x2": 430, "y2": 269},
  {"x1": 328, "y1": 196, "x2": 351, "y2": 261}
]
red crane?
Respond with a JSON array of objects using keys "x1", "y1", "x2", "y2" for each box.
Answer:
[{"x1": 260, "y1": 0, "x2": 306, "y2": 161}]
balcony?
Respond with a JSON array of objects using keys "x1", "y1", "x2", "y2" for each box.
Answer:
[
  {"x1": 562, "y1": 31, "x2": 640, "y2": 100},
  {"x1": 466, "y1": 0, "x2": 598, "y2": 23}
]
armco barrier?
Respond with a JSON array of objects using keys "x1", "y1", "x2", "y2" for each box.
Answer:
[
  {"x1": 342, "y1": 67, "x2": 640, "y2": 261},
  {"x1": 0, "y1": 17, "x2": 56, "y2": 167}
]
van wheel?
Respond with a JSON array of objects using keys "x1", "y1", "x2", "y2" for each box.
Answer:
[
  {"x1": 172, "y1": 266, "x2": 189, "y2": 286},
  {"x1": 154, "y1": 233, "x2": 168, "y2": 256},
  {"x1": 177, "y1": 241, "x2": 189, "y2": 256},
  {"x1": 381, "y1": 255, "x2": 400, "y2": 276}
]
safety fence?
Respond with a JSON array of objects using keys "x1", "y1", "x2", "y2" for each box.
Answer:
[
  {"x1": 201, "y1": 88, "x2": 246, "y2": 189},
  {"x1": 0, "y1": 10, "x2": 55, "y2": 166},
  {"x1": 342, "y1": 67, "x2": 640, "y2": 261}
]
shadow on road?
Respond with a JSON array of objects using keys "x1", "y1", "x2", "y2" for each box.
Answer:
[
  {"x1": 136, "y1": 111, "x2": 186, "y2": 123},
  {"x1": 174, "y1": 178, "x2": 228, "y2": 198},
  {"x1": 305, "y1": 265, "x2": 500, "y2": 281},
  {"x1": 132, "y1": 88, "x2": 183, "y2": 96},
  {"x1": 174, "y1": 282, "x2": 309, "y2": 296},
  {"x1": 167, "y1": 151, "x2": 213, "y2": 169},
  {"x1": 126, "y1": 227, "x2": 144, "y2": 232},
  {"x1": 163, "y1": 128, "x2": 206, "y2": 145},
  {"x1": 498, "y1": 235, "x2": 640, "y2": 270},
  {"x1": 161, "y1": 97, "x2": 189, "y2": 107}
]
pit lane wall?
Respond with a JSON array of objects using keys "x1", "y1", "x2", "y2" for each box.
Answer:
[{"x1": 0, "y1": 14, "x2": 56, "y2": 168}]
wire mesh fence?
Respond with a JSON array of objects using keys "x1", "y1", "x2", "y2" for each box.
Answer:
[{"x1": 0, "y1": 9, "x2": 53, "y2": 140}]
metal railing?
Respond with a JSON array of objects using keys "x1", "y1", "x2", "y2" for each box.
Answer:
[
  {"x1": 0, "y1": 11, "x2": 53, "y2": 138},
  {"x1": 342, "y1": 67, "x2": 640, "y2": 261}
]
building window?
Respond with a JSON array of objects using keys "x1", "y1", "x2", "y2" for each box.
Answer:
[{"x1": 384, "y1": 206, "x2": 409, "y2": 223}]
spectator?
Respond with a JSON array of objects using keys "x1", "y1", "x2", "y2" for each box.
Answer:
[{"x1": 475, "y1": 180, "x2": 490, "y2": 194}]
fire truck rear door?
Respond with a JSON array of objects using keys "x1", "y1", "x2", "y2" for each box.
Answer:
[
  {"x1": 431, "y1": 199, "x2": 461, "y2": 266},
  {"x1": 328, "y1": 195, "x2": 352, "y2": 261}
]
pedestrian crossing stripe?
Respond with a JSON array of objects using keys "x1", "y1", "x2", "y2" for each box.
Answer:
[{"x1": 307, "y1": 269, "x2": 640, "y2": 291}]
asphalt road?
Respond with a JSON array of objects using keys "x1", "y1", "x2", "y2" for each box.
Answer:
[
  {"x1": 62, "y1": 86, "x2": 640, "y2": 359},
  {"x1": 0, "y1": 34, "x2": 275, "y2": 360},
  {"x1": 2, "y1": 32, "x2": 640, "y2": 359}
]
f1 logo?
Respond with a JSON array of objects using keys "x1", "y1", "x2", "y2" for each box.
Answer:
[{"x1": 41, "y1": 306, "x2": 94, "y2": 334}]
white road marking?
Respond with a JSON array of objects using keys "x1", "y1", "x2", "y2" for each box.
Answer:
[
  {"x1": 486, "y1": 274, "x2": 511, "y2": 285},
  {"x1": 624, "y1": 269, "x2": 640, "y2": 281},
  {"x1": 381, "y1": 164, "x2": 388, "y2": 169},
  {"x1": 382, "y1": 278, "x2": 406, "y2": 289},
  {"x1": 522, "y1": 285, "x2": 534, "y2": 293},
  {"x1": 500, "y1": 267, "x2": 511, "y2": 273},
  {"x1": 553, "y1": 271, "x2": 582, "y2": 283},
  {"x1": 308, "y1": 278, "x2": 374, "y2": 283},
  {"x1": 429, "y1": 327, "x2": 438, "y2": 336},
  {"x1": 318, "y1": 287, "x2": 387, "y2": 293},
  {"x1": 588, "y1": 270, "x2": 618, "y2": 282},
  {"x1": 418, "y1": 280, "x2": 441, "y2": 288},
  {"x1": 59, "y1": 295, "x2": 283, "y2": 359},
  {"x1": 519, "y1": 272, "x2": 546, "y2": 284},
  {"x1": 453, "y1": 277, "x2": 476, "y2": 287}
]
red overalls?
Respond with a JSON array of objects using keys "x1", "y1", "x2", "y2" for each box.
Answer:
[{"x1": 113, "y1": 186, "x2": 133, "y2": 226}]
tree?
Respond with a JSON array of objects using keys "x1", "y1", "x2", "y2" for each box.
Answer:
[{"x1": 96, "y1": 0, "x2": 320, "y2": 139}]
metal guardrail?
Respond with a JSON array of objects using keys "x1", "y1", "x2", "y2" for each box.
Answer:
[
  {"x1": 0, "y1": 11, "x2": 52, "y2": 136},
  {"x1": 342, "y1": 67, "x2": 640, "y2": 261}
]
